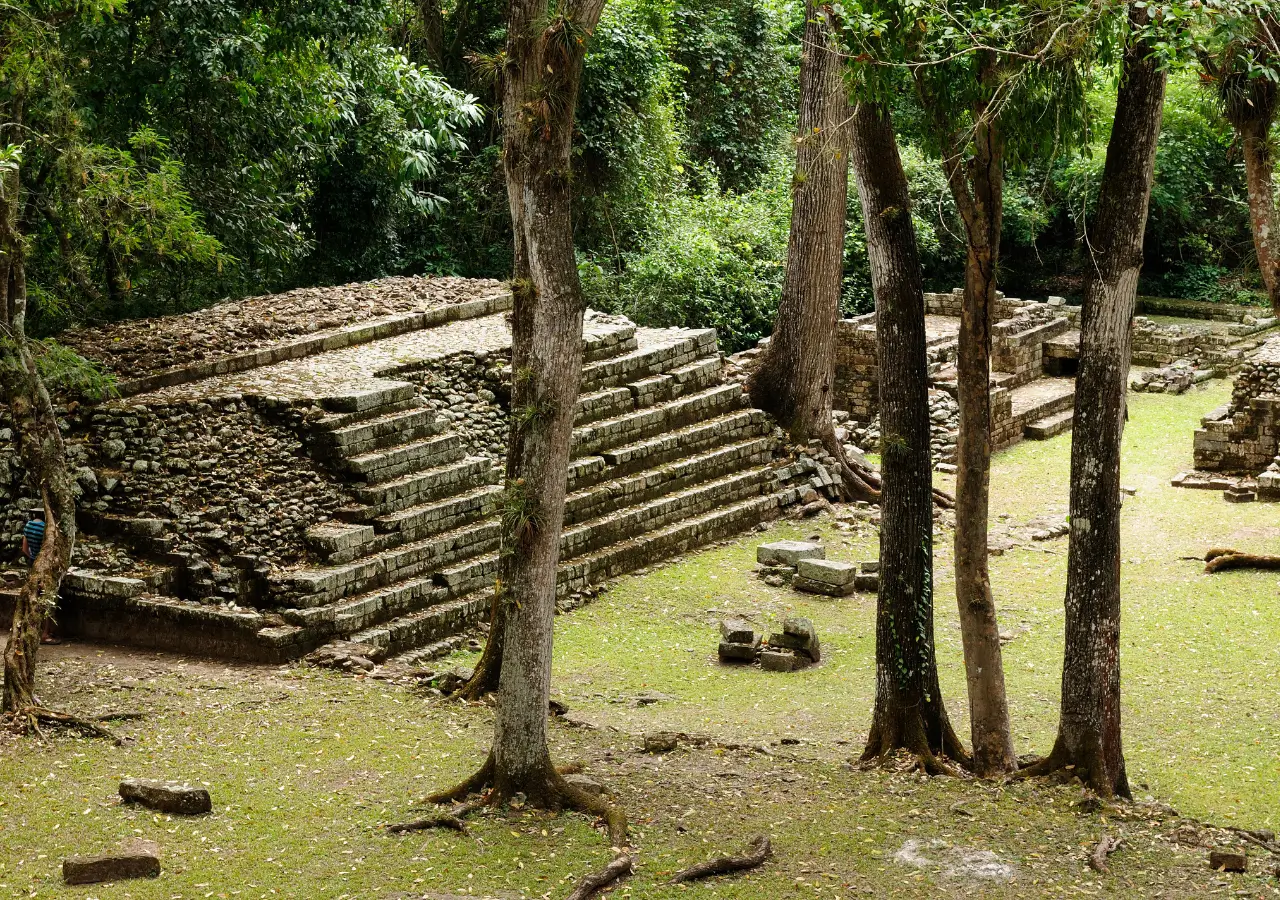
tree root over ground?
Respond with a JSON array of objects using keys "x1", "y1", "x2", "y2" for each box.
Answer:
[
  {"x1": 1202, "y1": 548, "x2": 1280, "y2": 574},
  {"x1": 1089, "y1": 835, "x2": 1121, "y2": 874},
  {"x1": 1014, "y1": 739, "x2": 1131, "y2": 799},
  {"x1": 670, "y1": 834, "x2": 772, "y2": 884},
  {"x1": 423, "y1": 755, "x2": 633, "y2": 900},
  {"x1": 5, "y1": 706, "x2": 127, "y2": 745}
]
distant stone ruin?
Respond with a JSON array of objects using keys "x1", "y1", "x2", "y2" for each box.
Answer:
[
  {"x1": 0, "y1": 277, "x2": 824, "y2": 665},
  {"x1": 815, "y1": 290, "x2": 1272, "y2": 465}
]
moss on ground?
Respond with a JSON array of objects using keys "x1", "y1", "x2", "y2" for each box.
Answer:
[{"x1": 1, "y1": 381, "x2": 1278, "y2": 898}]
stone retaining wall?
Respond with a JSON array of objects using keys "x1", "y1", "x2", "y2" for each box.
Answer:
[{"x1": 1193, "y1": 337, "x2": 1280, "y2": 473}]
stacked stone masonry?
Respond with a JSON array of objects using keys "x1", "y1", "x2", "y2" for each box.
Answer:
[
  {"x1": 1193, "y1": 336, "x2": 1280, "y2": 475},
  {"x1": 1, "y1": 279, "x2": 802, "y2": 664}
]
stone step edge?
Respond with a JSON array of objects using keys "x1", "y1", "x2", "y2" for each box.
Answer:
[{"x1": 115, "y1": 290, "x2": 513, "y2": 398}]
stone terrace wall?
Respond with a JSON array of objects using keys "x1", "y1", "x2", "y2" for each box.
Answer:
[
  {"x1": 991, "y1": 308, "x2": 1071, "y2": 388},
  {"x1": 1193, "y1": 337, "x2": 1280, "y2": 473},
  {"x1": 833, "y1": 314, "x2": 878, "y2": 421}
]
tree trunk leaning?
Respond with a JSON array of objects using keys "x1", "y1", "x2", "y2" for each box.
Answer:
[
  {"x1": 746, "y1": 1, "x2": 878, "y2": 502},
  {"x1": 1026, "y1": 5, "x2": 1167, "y2": 798},
  {"x1": 0, "y1": 153, "x2": 79, "y2": 713},
  {"x1": 938, "y1": 76, "x2": 1017, "y2": 776},
  {"x1": 1241, "y1": 115, "x2": 1279, "y2": 314},
  {"x1": 850, "y1": 101, "x2": 968, "y2": 771}
]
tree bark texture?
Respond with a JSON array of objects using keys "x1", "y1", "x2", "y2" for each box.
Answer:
[
  {"x1": 1241, "y1": 111, "x2": 1279, "y2": 314},
  {"x1": 850, "y1": 101, "x2": 966, "y2": 770},
  {"x1": 1037, "y1": 6, "x2": 1167, "y2": 798},
  {"x1": 0, "y1": 133, "x2": 78, "y2": 713},
  {"x1": 931, "y1": 60, "x2": 1017, "y2": 776},
  {"x1": 488, "y1": 0, "x2": 604, "y2": 801},
  {"x1": 746, "y1": 1, "x2": 877, "y2": 502},
  {"x1": 416, "y1": 0, "x2": 446, "y2": 69}
]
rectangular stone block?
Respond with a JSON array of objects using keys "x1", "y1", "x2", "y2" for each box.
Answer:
[
  {"x1": 758, "y1": 649, "x2": 799, "y2": 672},
  {"x1": 757, "y1": 540, "x2": 824, "y2": 567},
  {"x1": 63, "y1": 846, "x2": 160, "y2": 885},
  {"x1": 719, "y1": 618, "x2": 755, "y2": 644},
  {"x1": 718, "y1": 640, "x2": 759, "y2": 663},
  {"x1": 119, "y1": 778, "x2": 212, "y2": 815},
  {"x1": 792, "y1": 575, "x2": 855, "y2": 597},
  {"x1": 795, "y1": 557, "x2": 855, "y2": 586},
  {"x1": 854, "y1": 573, "x2": 880, "y2": 592}
]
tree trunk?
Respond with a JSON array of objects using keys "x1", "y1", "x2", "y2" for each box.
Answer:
[
  {"x1": 850, "y1": 101, "x2": 967, "y2": 771},
  {"x1": 416, "y1": 0, "x2": 445, "y2": 70},
  {"x1": 0, "y1": 152, "x2": 78, "y2": 714},
  {"x1": 1029, "y1": 5, "x2": 1167, "y2": 799},
  {"x1": 1241, "y1": 116, "x2": 1279, "y2": 314},
  {"x1": 931, "y1": 73, "x2": 1017, "y2": 776},
  {"x1": 746, "y1": 1, "x2": 877, "y2": 502},
  {"x1": 486, "y1": 0, "x2": 604, "y2": 802}
]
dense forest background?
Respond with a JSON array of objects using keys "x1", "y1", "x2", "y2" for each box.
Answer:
[{"x1": 22, "y1": 0, "x2": 1277, "y2": 351}]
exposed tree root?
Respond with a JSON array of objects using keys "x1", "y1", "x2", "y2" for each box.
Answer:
[
  {"x1": 564, "y1": 853, "x2": 634, "y2": 900},
  {"x1": 1014, "y1": 737, "x2": 1131, "y2": 799},
  {"x1": 426, "y1": 756, "x2": 633, "y2": 899},
  {"x1": 391, "y1": 815, "x2": 466, "y2": 834},
  {"x1": 860, "y1": 712, "x2": 973, "y2": 777},
  {"x1": 6, "y1": 706, "x2": 126, "y2": 745},
  {"x1": 1203, "y1": 547, "x2": 1280, "y2": 573},
  {"x1": 669, "y1": 834, "x2": 772, "y2": 884},
  {"x1": 1089, "y1": 835, "x2": 1121, "y2": 874}
]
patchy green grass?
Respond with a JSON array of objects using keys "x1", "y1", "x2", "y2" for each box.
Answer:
[{"x1": 2, "y1": 380, "x2": 1279, "y2": 899}]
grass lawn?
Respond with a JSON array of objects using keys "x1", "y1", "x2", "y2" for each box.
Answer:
[{"x1": 0, "y1": 380, "x2": 1277, "y2": 899}]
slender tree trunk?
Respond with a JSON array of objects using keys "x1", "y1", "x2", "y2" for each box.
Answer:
[
  {"x1": 1027, "y1": 5, "x2": 1167, "y2": 798},
  {"x1": 850, "y1": 101, "x2": 967, "y2": 771},
  {"x1": 1241, "y1": 116, "x2": 1279, "y2": 314},
  {"x1": 416, "y1": 0, "x2": 445, "y2": 70},
  {"x1": 933, "y1": 75, "x2": 1017, "y2": 776},
  {"x1": 746, "y1": 1, "x2": 878, "y2": 502},
  {"x1": 0, "y1": 152, "x2": 78, "y2": 714}
]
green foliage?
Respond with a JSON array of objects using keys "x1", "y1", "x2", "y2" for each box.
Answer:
[
  {"x1": 671, "y1": 0, "x2": 796, "y2": 191},
  {"x1": 581, "y1": 161, "x2": 793, "y2": 353}
]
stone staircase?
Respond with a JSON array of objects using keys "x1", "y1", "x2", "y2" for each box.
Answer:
[{"x1": 258, "y1": 322, "x2": 782, "y2": 666}]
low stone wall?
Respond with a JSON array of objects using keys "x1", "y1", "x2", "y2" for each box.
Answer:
[
  {"x1": 1193, "y1": 338, "x2": 1280, "y2": 473},
  {"x1": 833, "y1": 314, "x2": 878, "y2": 422},
  {"x1": 395, "y1": 350, "x2": 510, "y2": 461},
  {"x1": 992, "y1": 313, "x2": 1071, "y2": 388}
]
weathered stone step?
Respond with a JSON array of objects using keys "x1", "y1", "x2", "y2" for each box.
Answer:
[
  {"x1": 277, "y1": 519, "x2": 500, "y2": 608},
  {"x1": 306, "y1": 521, "x2": 376, "y2": 564},
  {"x1": 561, "y1": 468, "x2": 771, "y2": 560},
  {"x1": 389, "y1": 634, "x2": 469, "y2": 668},
  {"x1": 1024, "y1": 409, "x2": 1074, "y2": 440},
  {"x1": 311, "y1": 405, "x2": 442, "y2": 458},
  {"x1": 572, "y1": 383, "x2": 744, "y2": 457},
  {"x1": 344, "y1": 434, "x2": 464, "y2": 483},
  {"x1": 320, "y1": 382, "x2": 417, "y2": 415},
  {"x1": 580, "y1": 329, "x2": 717, "y2": 393},
  {"x1": 349, "y1": 592, "x2": 489, "y2": 658},
  {"x1": 374, "y1": 483, "x2": 503, "y2": 542},
  {"x1": 573, "y1": 355, "x2": 726, "y2": 426},
  {"x1": 338, "y1": 457, "x2": 499, "y2": 521},
  {"x1": 558, "y1": 492, "x2": 782, "y2": 596},
  {"x1": 570, "y1": 409, "x2": 772, "y2": 488},
  {"x1": 564, "y1": 436, "x2": 774, "y2": 525},
  {"x1": 582, "y1": 324, "x2": 638, "y2": 362}
]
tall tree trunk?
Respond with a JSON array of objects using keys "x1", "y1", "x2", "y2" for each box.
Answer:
[
  {"x1": 931, "y1": 64, "x2": 1017, "y2": 776},
  {"x1": 0, "y1": 151, "x2": 78, "y2": 714},
  {"x1": 746, "y1": 1, "x2": 878, "y2": 502},
  {"x1": 1241, "y1": 115, "x2": 1279, "y2": 314},
  {"x1": 1025, "y1": 5, "x2": 1167, "y2": 799},
  {"x1": 850, "y1": 101, "x2": 967, "y2": 771},
  {"x1": 415, "y1": 0, "x2": 445, "y2": 70}
]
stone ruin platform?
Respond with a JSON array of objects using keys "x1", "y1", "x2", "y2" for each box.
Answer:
[
  {"x1": 0, "y1": 277, "x2": 814, "y2": 665},
  {"x1": 821, "y1": 289, "x2": 1276, "y2": 463}
]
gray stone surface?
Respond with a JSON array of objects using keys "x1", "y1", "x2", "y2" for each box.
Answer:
[
  {"x1": 796, "y1": 557, "x2": 856, "y2": 586},
  {"x1": 119, "y1": 778, "x2": 212, "y2": 815},
  {"x1": 63, "y1": 842, "x2": 161, "y2": 884},
  {"x1": 756, "y1": 540, "x2": 824, "y2": 567},
  {"x1": 719, "y1": 618, "x2": 755, "y2": 644},
  {"x1": 718, "y1": 639, "x2": 760, "y2": 663},
  {"x1": 793, "y1": 575, "x2": 856, "y2": 597},
  {"x1": 759, "y1": 649, "x2": 799, "y2": 672}
]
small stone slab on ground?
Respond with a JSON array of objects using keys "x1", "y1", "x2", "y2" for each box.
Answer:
[
  {"x1": 563, "y1": 773, "x2": 607, "y2": 796},
  {"x1": 757, "y1": 540, "x2": 824, "y2": 567},
  {"x1": 1208, "y1": 850, "x2": 1247, "y2": 872},
  {"x1": 719, "y1": 618, "x2": 755, "y2": 644},
  {"x1": 792, "y1": 575, "x2": 855, "y2": 597},
  {"x1": 119, "y1": 778, "x2": 212, "y2": 815},
  {"x1": 758, "y1": 650, "x2": 799, "y2": 672},
  {"x1": 854, "y1": 572, "x2": 880, "y2": 592},
  {"x1": 718, "y1": 639, "x2": 761, "y2": 662},
  {"x1": 861, "y1": 560, "x2": 879, "y2": 574},
  {"x1": 796, "y1": 557, "x2": 856, "y2": 587},
  {"x1": 63, "y1": 842, "x2": 160, "y2": 885},
  {"x1": 1224, "y1": 486, "x2": 1256, "y2": 503},
  {"x1": 769, "y1": 616, "x2": 820, "y2": 663}
]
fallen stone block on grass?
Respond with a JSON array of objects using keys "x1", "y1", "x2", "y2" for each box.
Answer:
[
  {"x1": 756, "y1": 540, "x2": 824, "y2": 567},
  {"x1": 758, "y1": 649, "x2": 799, "y2": 672},
  {"x1": 63, "y1": 842, "x2": 161, "y2": 885},
  {"x1": 119, "y1": 778, "x2": 212, "y2": 815},
  {"x1": 769, "y1": 616, "x2": 820, "y2": 663},
  {"x1": 796, "y1": 558, "x2": 855, "y2": 586},
  {"x1": 854, "y1": 572, "x2": 880, "y2": 592},
  {"x1": 1208, "y1": 850, "x2": 1247, "y2": 872}
]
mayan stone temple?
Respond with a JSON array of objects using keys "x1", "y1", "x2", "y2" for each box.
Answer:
[{"x1": 0, "y1": 277, "x2": 832, "y2": 666}]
